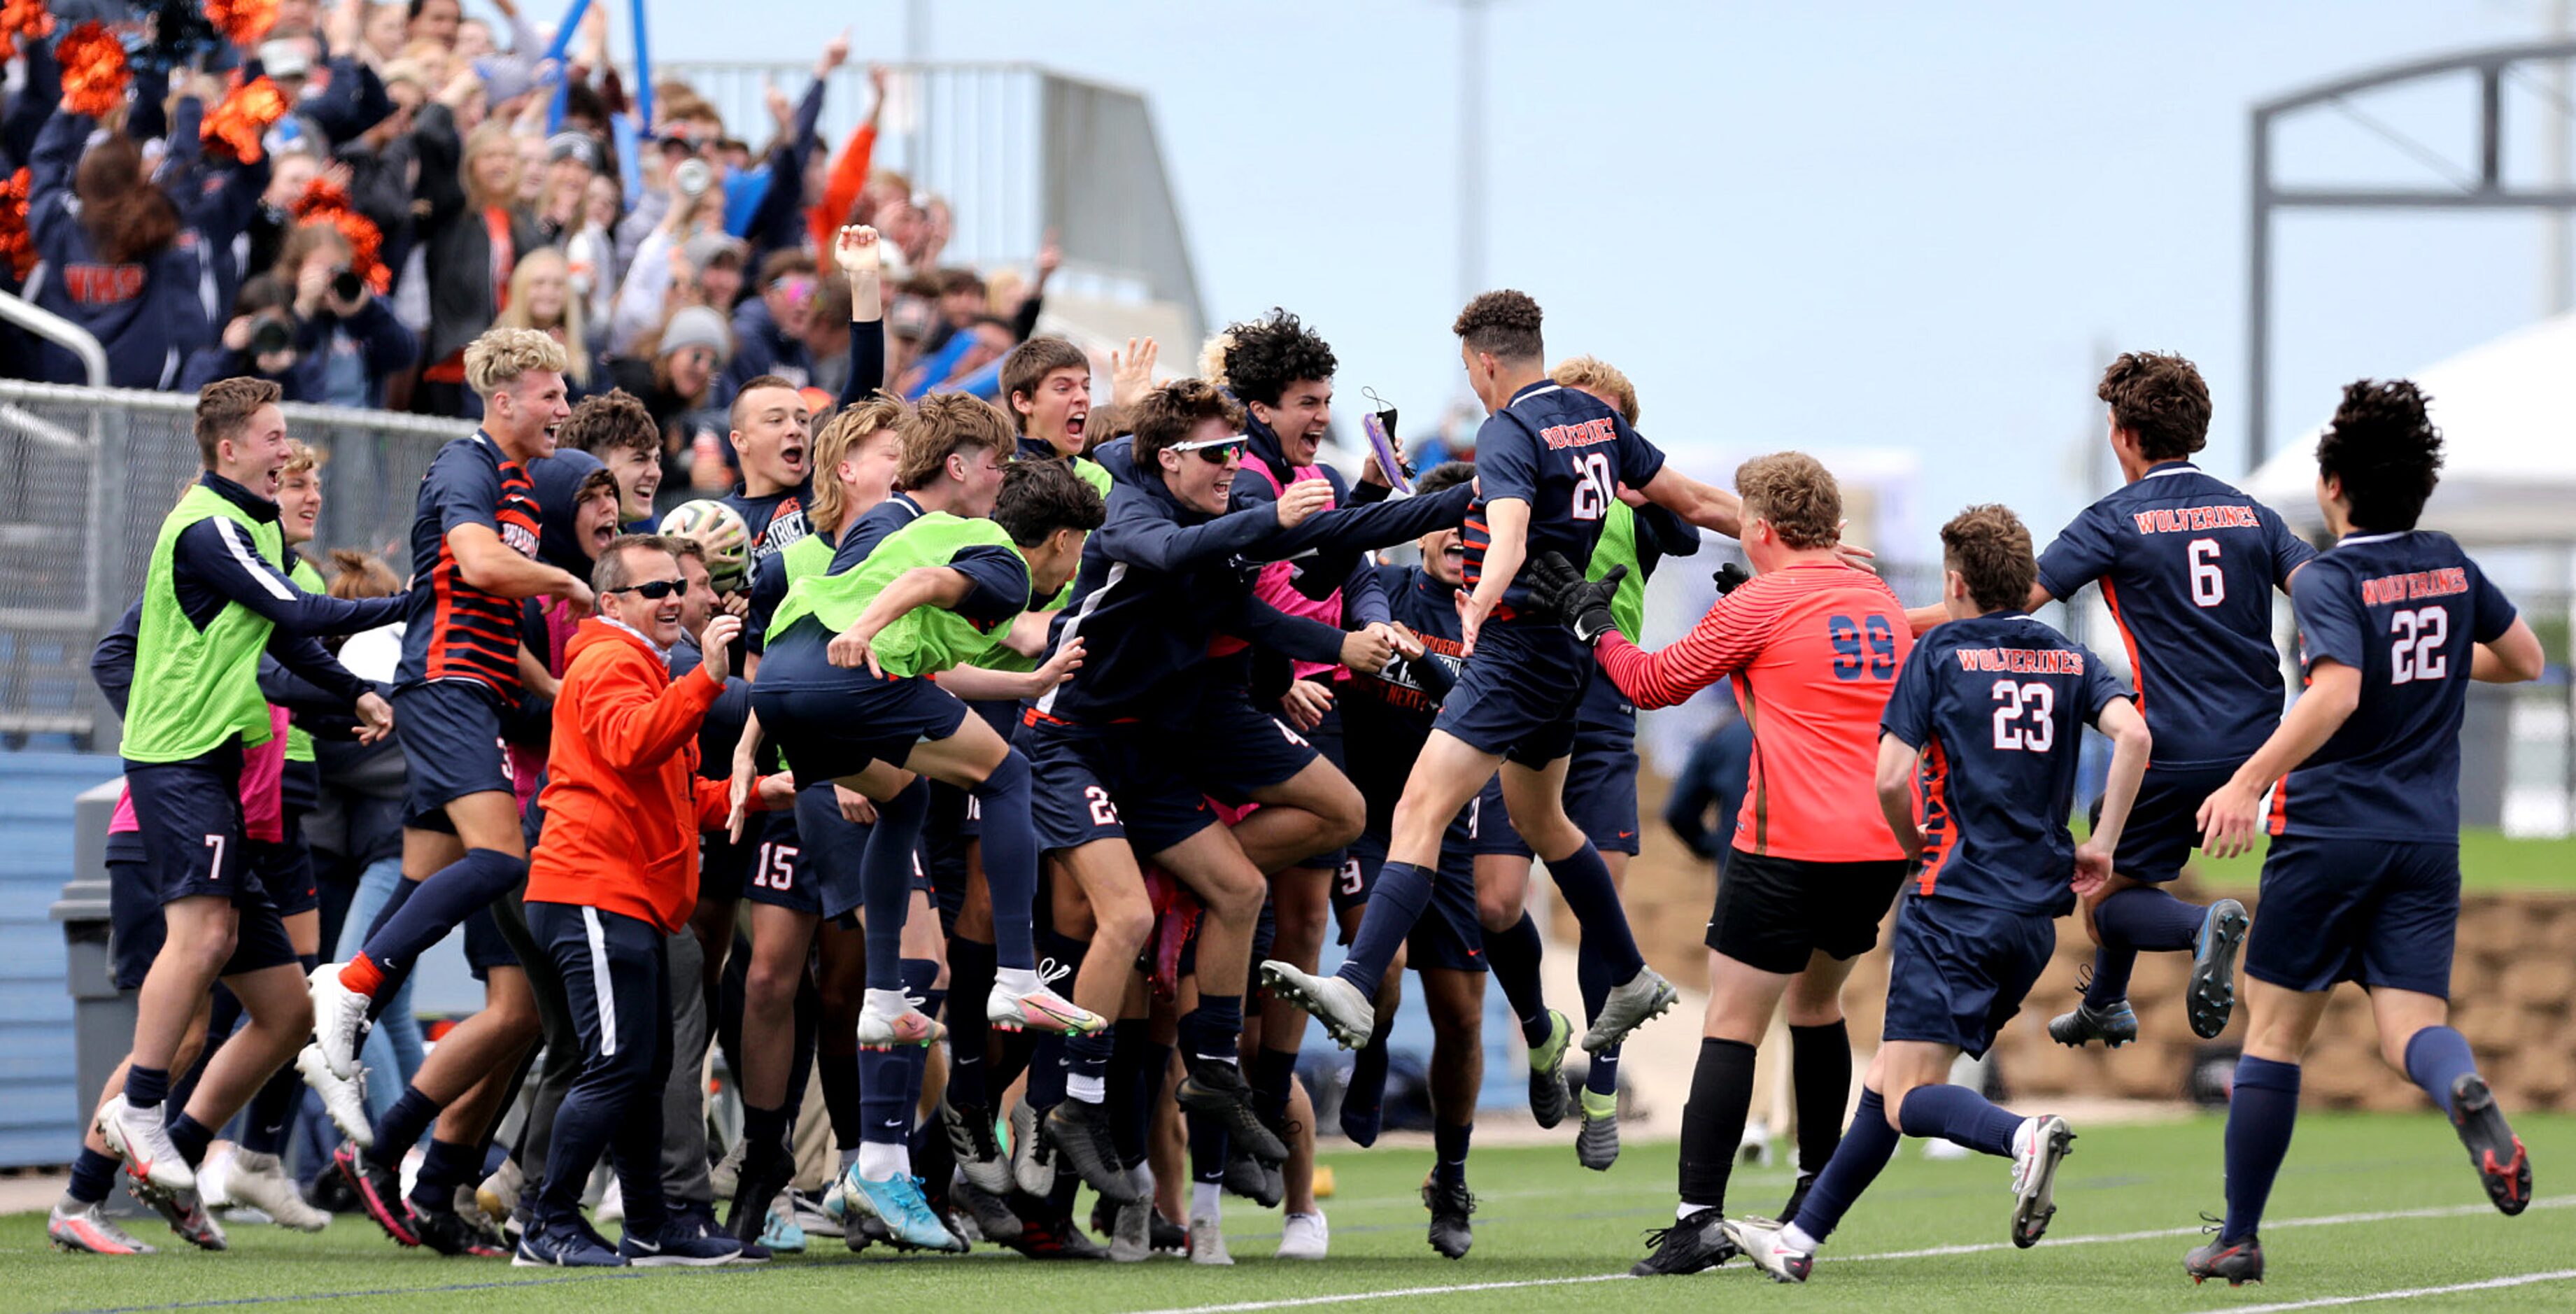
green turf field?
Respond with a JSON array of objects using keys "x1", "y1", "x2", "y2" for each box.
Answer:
[
  {"x1": 2184, "y1": 827, "x2": 2576, "y2": 893},
  {"x1": 9, "y1": 1112, "x2": 2570, "y2": 1313}
]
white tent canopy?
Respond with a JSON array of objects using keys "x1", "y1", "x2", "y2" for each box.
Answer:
[{"x1": 2244, "y1": 311, "x2": 2576, "y2": 544}]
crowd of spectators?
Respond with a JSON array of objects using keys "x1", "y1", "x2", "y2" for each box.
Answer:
[{"x1": 1, "y1": 0, "x2": 1064, "y2": 517}]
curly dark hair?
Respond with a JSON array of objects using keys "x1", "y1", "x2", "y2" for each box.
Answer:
[
  {"x1": 1415, "y1": 460, "x2": 1477, "y2": 497},
  {"x1": 1220, "y1": 310, "x2": 1338, "y2": 408},
  {"x1": 1452, "y1": 290, "x2": 1544, "y2": 362},
  {"x1": 560, "y1": 390, "x2": 659, "y2": 460},
  {"x1": 2318, "y1": 379, "x2": 2442, "y2": 532},
  {"x1": 2097, "y1": 351, "x2": 2210, "y2": 461},
  {"x1": 993, "y1": 455, "x2": 1107, "y2": 547},
  {"x1": 1939, "y1": 504, "x2": 2037, "y2": 614}
]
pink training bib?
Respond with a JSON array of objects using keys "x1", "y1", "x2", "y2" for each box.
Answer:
[
  {"x1": 110, "y1": 705, "x2": 288, "y2": 843},
  {"x1": 1210, "y1": 462, "x2": 1347, "y2": 681}
]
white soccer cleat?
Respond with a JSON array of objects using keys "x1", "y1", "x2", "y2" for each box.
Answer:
[
  {"x1": 2009, "y1": 1115, "x2": 2075, "y2": 1248},
  {"x1": 1109, "y1": 1201, "x2": 1154, "y2": 1263},
  {"x1": 988, "y1": 981, "x2": 1105, "y2": 1036},
  {"x1": 48, "y1": 1199, "x2": 157, "y2": 1254},
  {"x1": 1582, "y1": 966, "x2": 1678, "y2": 1052},
  {"x1": 1188, "y1": 1213, "x2": 1232, "y2": 1265},
  {"x1": 1278, "y1": 1210, "x2": 1329, "y2": 1259},
  {"x1": 1722, "y1": 1216, "x2": 1813, "y2": 1283},
  {"x1": 1256, "y1": 960, "x2": 1373, "y2": 1050},
  {"x1": 297, "y1": 1043, "x2": 373, "y2": 1149},
  {"x1": 220, "y1": 1149, "x2": 329, "y2": 1231},
  {"x1": 95, "y1": 1095, "x2": 194, "y2": 1194},
  {"x1": 855, "y1": 1006, "x2": 945, "y2": 1050},
  {"x1": 309, "y1": 962, "x2": 371, "y2": 1080}
]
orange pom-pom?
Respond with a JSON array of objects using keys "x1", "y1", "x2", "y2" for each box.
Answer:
[
  {"x1": 202, "y1": 76, "x2": 290, "y2": 165},
  {"x1": 0, "y1": 169, "x2": 33, "y2": 283},
  {"x1": 291, "y1": 179, "x2": 392, "y2": 294},
  {"x1": 205, "y1": 0, "x2": 281, "y2": 48},
  {"x1": 0, "y1": 0, "x2": 55, "y2": 63},
  {"x1": 55, "y1": 22, "x2": 131, "y2": 120}
]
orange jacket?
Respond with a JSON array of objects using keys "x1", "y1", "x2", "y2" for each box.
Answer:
[
  {"x1": 525, "y1": 619, "x2": 759, "y2": 933},
  {"x1": 807, "y1": 121, "x2": 879, "y2": 257}
]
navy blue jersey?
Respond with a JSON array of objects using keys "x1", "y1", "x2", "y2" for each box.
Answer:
[
  {"x1": 1343, "y1": 563, "x2": 1469, "y2": 793},
  {"x1": 830, "y1": 493, "x2": 926, "y2": 575},
  {"x1": 1463, "y1": 381, "x2": 1666, "y2": 609},
  {"x1": 723, "y1": 479, "x2": 816, "y2": 565},
  {"x1": 2272, "y1": 531, "x2": 2517, "y2": 842},
  {"x1": 2035, "y1": 462, "x2": 2315, "y2": 767},
  {"x1": 399, "y1": 434, "x2": 542, "y2": 699},
  {"x1": 1881, "y1": 612, "x2": 2130, "y2": 916}
]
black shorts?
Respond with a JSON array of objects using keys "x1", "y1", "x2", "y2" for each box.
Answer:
[
  {"x1": 750, "y1": 622, "x2": 970, "y2": 784},
  {"x1": 2246, "y1": 835, "x2": 2459, "y2": 998},
  {"x1": 1431, "y1": 619, "x2": 1590, "y2": 767},
  {"x1": 250, "y1": 836, "x2": 319, "y2": 918},
  {"x1": 1024, "y1": 714, "x2": 1217, "y2": 856},
  {"x1": 699, "y1": 822, "x2": 753, "y2": 906},
  {"x1": 2088, "y1": 759, "x2": 2237, "y2": 884},
  {"x1": 107, "y1": 854, "x2": 297, "y2": 992},
  {"x1": 1187, "y1": 688, "x2": 1324, "y2": 799},
  {"x1": 1565, "y1": 726, "x2": 1642, "y2": 855},
  {"x1": 393, "y1": 681, "x2": 516, "y2": 830},
  {"x1": 1706, "y1": 850, "x2": 1909, "y2": 975},
  {"x1": 736, "y1": 810, "x2": 814, "y2": 915},
  {"x1": 1880, "y1": 894, "x2": 2056, "y2": 1059}
]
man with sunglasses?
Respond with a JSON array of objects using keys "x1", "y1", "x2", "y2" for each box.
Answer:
[{"x1": 1019, "y1": 381, "x2": 1475, "y2": 1255}]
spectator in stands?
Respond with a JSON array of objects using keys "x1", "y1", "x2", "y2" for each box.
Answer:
[
  {"x1": 246, "y1": 150, "x2": 327, "y2": 294},
  {"x1": 566, "y1": 174, "x2": 625, "y2": 332},
  {"x1": 410, "y1": 0, "x2": 464, "y2": 49},
  {"x1": 727, "y1": 250, "x2": 819, "y2": 390},
  {"x1": 415, "y1": 108, "x2": 549, "y2": 416},
  {"x1": 614, "y1": 305, "x2": 733, "y2": 481},
  {"x1": 273, "y1": 222, "x2": 419, "y2": 410},
  {"x1": 362, "y1": 1, "x2": 412, "y2": 65},
  {"x1": 182, "y1": 276, "x2": 321, "y2": 402},
  {"x1": 494, "y1": 248, "x2": 605, "y2": 404}
]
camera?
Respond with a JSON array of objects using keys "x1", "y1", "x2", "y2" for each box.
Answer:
[
  {"x1": 673, "y1": 158, "x2": 713, "y2": 199},
  {"x1": 250, "y1": 317, "x2": 295, "y2": 357},
  {"x1": 330, "y1": 267, "x2": 367, "y2": 303}
]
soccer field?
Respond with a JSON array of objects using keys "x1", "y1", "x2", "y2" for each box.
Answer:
[{"x1": 11, "y1": 1112, "x2": 2569, "y2": 1314}]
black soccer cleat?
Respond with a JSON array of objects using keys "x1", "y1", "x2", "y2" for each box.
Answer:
[
  {"x1": 1042, "y1": 1099, "x2": 1142, "y2": 1205},
  {"x1": 336, "y1": 1142, "x2": 419, "y2": 1247},
  {"x1": 1422, "y1": 1173, "x2": 1475, "y2": 1259},
  {"x1": 2186, "y1": 1230, "x2": 2264, "y2": 1286},
  {"x1": 1222, "y1": 1147, "x2": 1284, "y2": 1208},
  {"x1": 1007, "y1": 1205, "x2": 1110, "y2": 1261},
  {"x1": 409, "y1": 1199, "x2": 509, "y2": 1257},
  {"x1": 1776, "y1": 1171, "x2": 1817, "y2": 1229},
  {"x1": 1632, "y1": 1207, "x2": 1737, "y2": 1276},
  {"x1": 2185, "y1": 899, "x2": 2250, "y2": 1039},
  {"x1": 2047, "y1": 998, "x2": 2139, "y2": 1049},
  {"x1": 725, "y1": 1137, "x2": 796, "y2": 1248},
  {"x1": 2449, "y1": 1073, "x2": 2533, "y2": 1215},
  {"x1": 1176, "y1": 1061, "x2": 1287, "y2": 1163}
]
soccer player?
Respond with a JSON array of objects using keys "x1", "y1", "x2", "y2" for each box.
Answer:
[
  {"x1": 1336, "y1": 460, "x2": 1522, "y2": 1257},
  {"x1": 1003, "y1": 334, "x2": 1114, "y2": 497},
  {"x1": 749, "y1": 448, "x2": 1105, "y2": 1249},
  {"x1": 723, "y1": 375, "x2": 819, "y2": 565},
  {"x1": 1263, "y1": 290, "x2": 1746, "y2": 1132},
  {"x1": 311, "y1": 328, "x2": 591, "y2": 1250},
  {"x1": 1519, "y1": 453, "x2": 1902, "y2": 1277},
  {"x1": 90, "y1": 378, "x2": 400, "y2": 1248},
  {"x1": 2182, "y1": 381, "x2": 2540, "y2": 1287},
  {"x1": 1913, "y1": 353, "x2": 2308, "y2": 1048},
  {"x1": 1727, "y1": 504, "x2": 2149, "y2": 1283}
]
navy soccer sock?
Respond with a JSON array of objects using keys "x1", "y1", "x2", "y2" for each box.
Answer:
[
  {"x1": 1896, "y1": 1082, "x2": 2021, "y2": 1157},
  {"x1": 1027, "y1": 1035, "x2": 1070, "y2": 1112},
  {"x1": 861, "y1": 783, "x2": 928, "y2": 991},
  {"x1": 1484, "y1": 912, "x2": 1553, "y2": 1046},
  {"x1": 2221, "y1": 1056, "x2": 2301, "y2": 1243},
  {"x1": 1579, "y1": 945, "x2": 1622, "y2": 1098},
  {"x1": 1178, "y1": 994, "x2": 1244, "y2": 1072},
  {"x1": 1788, "y1": 1088, "x2": 1900, "y2": 1245},
  {"x1": 358, "y1": 848, "x2": 525, "y2": 989},
  {"x1": 407, "y1": 1137, "x2": 478, "y2": 1212},
  {"x1": 970, "y1": 749, "x2": 1041, "y2": 970},
  {"x1": 944, "y1": 936, "x2": 997, "y2": 1110},
  {"x1": 2402, "y1": 1026, "x2": 2477, "y2": 1115},
  {"x1": 1790, "y1": 1020, "x2": 1852, "y2": 1173},
  {"x1": 2083, "y1": 886, "x2": 2206, "y2": 1010},
  {"x1": 239, "y1": 1063, "x2": 303, "y2": 1157},
  {"x1": 122, "y1": 1064, "x2": 171, "y2": 1112},
  {"x1": 1336, "y1": 862, "x2": 1430, "y2": 995},
  {"x1": 858, "y1": 1049, "x2": 910, "y2": 1147},
  {"x1": 1108, "y1": 1021, "x2": 1168, "y2": 1166},
  {"x1": 819, "y1": 1050, "x2": 865, "y2": 1150},
  {"x1": 368, "y1": 1085, "x2": 443, "y2": 1171},
  {"x1": 900, "y1": 961, "x2": 944, "y2": 1123},
  {"x1": 68, "y1": 1147, "x2": 120, "y2": 1205},
  {"x1": 166, "y1": 1112, "x2": 215, "y2": 1168},
  {"x1": 1431, "y1": 1121, "x2": 1473, "y2": 1189},
  {"x1": 1544, "y1": 841, "x2": 1644, "y2": 982}
]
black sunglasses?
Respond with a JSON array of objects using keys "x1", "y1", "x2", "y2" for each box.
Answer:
[
  {"x1": 606, "y1": 579, "x2": 683, "y2": 599},
  {"x1": 1189, "y1": 441, "x2": 1245, "y2": 465}
]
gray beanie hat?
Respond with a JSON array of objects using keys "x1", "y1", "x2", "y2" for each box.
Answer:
[{"x1": 658, "y1": 305, "x2": 733, "y2": 365}]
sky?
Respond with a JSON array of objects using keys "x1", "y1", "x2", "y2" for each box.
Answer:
[{"x1": 620, "y1": 0, "x2": 2573, "y2": 560}]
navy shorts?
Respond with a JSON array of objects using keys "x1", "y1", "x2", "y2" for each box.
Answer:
[
  {"x1": 1333, "y1": 775, "x2": 1527, "y2": 918},
  {"x1": 250, "y1": 837, "x2": 319, "y2": 918},
  {"x1": 1342, "y1": 833, "x2": 1487, "y2": 974},
  {"x1": 123, "y1": 747, "x2": 254, "y2": 909},
  {"x1": 462, "y1": 903, "x2": 521, "y2": 980},
  {"x1": 2245, "y1": 835, "x2": 2459, "y2": 998},
  {"x1": 393, "y1": 681, "x2": 515, "y2": 830},
  {"x1": 107, "y1": 854, "x2": 298, "y2": 991},
  {"x1": 2088, "y1": 759, "x2": 2236, "y2": 884},
  {"x1": 1708, "y1": 851, "x2": 1909, "y2": 975},
  {"x1": 1024, "y1": 714, "x2": 1217, "y2": 856},
  {"x1": 791, "y1": 782, "x2": 876, "y2": 922},
  {"x1": 700, "y1": 823, "x2": 753, "y2": 905},
  {"x1": 1188, "y1": 687, "x2": 1324, "y2": 799},
  {"x1": 1565, "y1": 726, "x2": 1642, "y2": 855},
  {"x1": 751, "y1": 623, "x2": 970, "y2": 784},
  {"x1": 737, "y1": 810, "x2": 814, "y2": 914},
  {"x1": 1881, "y1": 894, "x2": 2057, "y2": 1059},
  {"x1": 1431, "y1": 619, "x2": 1589, "y2": 767}
]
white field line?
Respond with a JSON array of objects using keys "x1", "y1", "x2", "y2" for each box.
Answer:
[{"x1": 2208, "y1": 1269, "x2": 2576, "y2": 1313}]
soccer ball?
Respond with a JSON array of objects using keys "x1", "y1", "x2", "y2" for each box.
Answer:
[{"x1": 659, "y1": 499, "x2": 751, "y2": 592}]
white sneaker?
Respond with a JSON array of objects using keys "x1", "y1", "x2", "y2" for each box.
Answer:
[
  {"x1": 1188, "y1": 1213, "x2": 1232, "y2": 1265},
  {"x1": 95, "y1": 1095, "x2": 194, "y2": 1193},
  {"x1": 222, "y1": 1149, "x2": 328, "y2": 1231},
  {"x1": 2008, "y1": 1114, "x2": 2074, "y2": 1248},
  {"x1": 1255, "y1": 961, "x2": 1374, "y2": 1049},
  {"x1": 1739, "y1": 1119, "x2": 1775, "y2": 1166},
  {"x1": 596, "y1": 1173, "x2": 624, "y2": 1224},
  {"x1": 297, "y1": 1043, "x2": 373, "y2": 1148},
  {"x1": 1278, "y1": 1210, "x2": 1329, "y2": 1259},
  {"x1": 309, "y1": 962, "x2": 371, "y2": 1080}
]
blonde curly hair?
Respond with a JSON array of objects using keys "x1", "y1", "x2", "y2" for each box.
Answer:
[{"x1": 463, "y1": 326, "x2": 569, "y2": 399}]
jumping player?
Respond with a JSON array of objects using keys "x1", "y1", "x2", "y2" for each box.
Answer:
[
  {"x1": 1911, "y1": 353, "x2": 2309, "y2": 1048},
  {"x1": 1727, "y1": 504, "x2": 2149, "y2": 1282},
  {"x1": 2182, "y1": 381, "x2": 2540, "y2": 1286}
]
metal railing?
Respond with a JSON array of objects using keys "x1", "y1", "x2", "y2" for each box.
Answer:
[
  {"x1": 656, "y1": 61, "x2": 1206, "y2": 347},
  {"x1": 0, "y1": 381, "x2": 472, "y2": 746}
]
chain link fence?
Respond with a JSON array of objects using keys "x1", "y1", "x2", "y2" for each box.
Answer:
[{"x1": 0, "y1": 381, "x2": 469, "y2": 747}]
